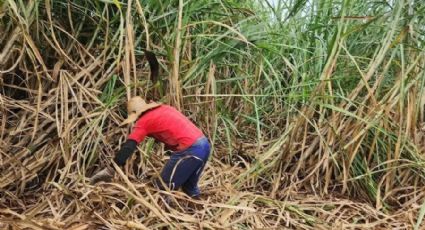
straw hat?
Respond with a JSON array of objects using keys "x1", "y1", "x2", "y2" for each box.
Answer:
[{"x1": 120, "y1": 96, "x2": 161, "y2": 126}]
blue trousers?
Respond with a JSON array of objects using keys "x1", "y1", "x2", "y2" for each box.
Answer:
[{"x1": 156, "y1": 136, "x2": 210, "y2": 197}]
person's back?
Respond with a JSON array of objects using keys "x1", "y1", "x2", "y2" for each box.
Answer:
[{"x1": 128, "y1": 105, "x2": 203, "y2": 151}]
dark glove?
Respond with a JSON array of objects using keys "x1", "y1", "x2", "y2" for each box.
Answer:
[{"x1": 113, "y1": 139, "x2": 137, "y2": 166}]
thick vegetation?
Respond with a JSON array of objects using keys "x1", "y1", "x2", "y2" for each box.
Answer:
[{"x1": 0, "y1": 0, "x2": 424, "y2": 229}]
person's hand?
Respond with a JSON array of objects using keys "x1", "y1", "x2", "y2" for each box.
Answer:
[{"x1": 90, "y1": 168, "x2": 114, "y2": 185}]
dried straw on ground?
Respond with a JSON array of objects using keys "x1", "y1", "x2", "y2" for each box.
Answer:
[{"x1": 1, "y1": 0, "x2": 425, "y2": 229}]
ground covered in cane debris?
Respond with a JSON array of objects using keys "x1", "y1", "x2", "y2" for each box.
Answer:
[
  {"x1": 2, "y1": 139, "x2": 425, "y2": 229},
  {"x1": 1, "y1": 153, "x2": 422, "y2": 229}
]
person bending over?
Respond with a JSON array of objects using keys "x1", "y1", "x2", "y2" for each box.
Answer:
[{"x1": 90, "y1": 96, "x2": 210, "y2": 198}]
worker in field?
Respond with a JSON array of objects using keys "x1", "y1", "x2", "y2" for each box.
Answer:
[{"x1": 90, "y1": 96, "x2": 210, "y2": 198}]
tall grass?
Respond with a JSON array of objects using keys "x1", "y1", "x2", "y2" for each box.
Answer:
[{"x1": 1, "y1": 0, "x2": 424, "y2": 228}]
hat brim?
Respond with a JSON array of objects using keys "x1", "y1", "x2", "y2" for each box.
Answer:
[
  {"x1": 120, "y1": 112, "x2": 139, "y2": 126},
  {"x1": 120, "y1": 102, "x2": 161, "y2": 126}
]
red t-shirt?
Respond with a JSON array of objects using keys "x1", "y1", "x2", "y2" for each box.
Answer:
[{"x1": 127, "y1": 105, "x2": 204, "y2": 151}]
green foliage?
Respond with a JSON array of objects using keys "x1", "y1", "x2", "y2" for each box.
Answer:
[{"x1": 1, "y1": 0, "x2": 425, "y2": 228}]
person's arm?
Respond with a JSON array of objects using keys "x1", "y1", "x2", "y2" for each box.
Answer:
[
  {"x1": 90, "y1": 122, "x2": 147, "y2": 184},
  {"x1": 113, "y1": 122, "x2": 148, "y2": 166},
  {"x1": 113, "y1": 139, "x2": 137, "y2": 166}
]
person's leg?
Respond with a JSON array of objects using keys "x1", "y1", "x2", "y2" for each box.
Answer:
[
  {"x1": 156, "y1": 152, "x2": 203, "y2": 192},
  {"x1": 181, "y1": 159, "x2": 206, "y2": 197},
  {"x1": 181, "y1": 138, "x2": 211, "y2": 197}
]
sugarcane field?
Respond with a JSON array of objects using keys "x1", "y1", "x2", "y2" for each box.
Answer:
[{"x1": 1, "y1": 0, "x2": 425, "y2": 229}]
